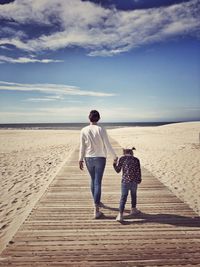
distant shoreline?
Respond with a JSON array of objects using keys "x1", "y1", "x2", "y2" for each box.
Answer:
[{"x1": 0, "y1": 121, "x2": 184, "y2": 130}]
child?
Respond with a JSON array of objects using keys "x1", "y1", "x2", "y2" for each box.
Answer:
[{"x1": 113, "y1": 147, "x2": 142, "y2": 222}]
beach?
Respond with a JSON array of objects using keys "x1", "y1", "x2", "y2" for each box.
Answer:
[
  {"x1": 0, "y1": 122, "x2": 200, "y2": 254},
  {"x1": 108, "y1": 121, "x2": 200, "y2": 216},
  {"x1": 0, "y1": 130, "x2": 80, "y2": 253}
]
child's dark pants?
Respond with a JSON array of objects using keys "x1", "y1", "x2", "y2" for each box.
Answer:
[{"x1": 119, "y1": 181, "x2": 138, "y2": 213}]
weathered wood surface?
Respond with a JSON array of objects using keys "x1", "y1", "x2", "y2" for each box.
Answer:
[{"x1": 0, "y1": 140, "x2": 200, "y2": 266}]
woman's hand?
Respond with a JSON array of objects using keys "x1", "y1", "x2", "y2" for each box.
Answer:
[{"x1": 79, "y1": 160, "x2": 84, "y2": 170}]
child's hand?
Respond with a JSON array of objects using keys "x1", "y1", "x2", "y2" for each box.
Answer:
[{"x1": 113, "y1": 157, "x2": 118, "y2": 164}]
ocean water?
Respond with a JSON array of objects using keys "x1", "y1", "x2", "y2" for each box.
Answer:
[{"x1": 0, "y1": 122, "x2": 176, "y2": 130}]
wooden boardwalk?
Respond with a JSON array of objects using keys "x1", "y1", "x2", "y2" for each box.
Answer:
[{"x1": 0, "y1": 140, "x2": 200, "y2": 266}]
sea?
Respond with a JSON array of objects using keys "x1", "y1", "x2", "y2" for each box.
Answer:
[{"x1": 0, "y1": 122, "x2": 177, "y2": 130}]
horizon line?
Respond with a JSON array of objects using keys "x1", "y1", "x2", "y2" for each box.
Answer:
[{"x1": 0, "y1": 120, "x2": 200, "y2": 125}]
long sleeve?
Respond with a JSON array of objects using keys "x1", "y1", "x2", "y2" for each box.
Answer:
[
  {"x1": 101, "y1": 128, "x2": 117, "y2": 160},
  {"x1": 135, "y1": 159, "x2": 142, "y2": 184},
  {"x1": 79, "y1": 131, "x2": 86, "y2": 161},
  {"x1": 113, "y1": 156, "x2": 142, "y2": 184}
]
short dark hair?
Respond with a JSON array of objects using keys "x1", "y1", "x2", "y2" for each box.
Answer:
[{"x1": 89, "y1": 110, "x2": 100, "y2": 122}]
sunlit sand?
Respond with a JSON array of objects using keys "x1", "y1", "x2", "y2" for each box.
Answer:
[{"x1": 0, "y1": 122, "x2": 200, "y2": 254}]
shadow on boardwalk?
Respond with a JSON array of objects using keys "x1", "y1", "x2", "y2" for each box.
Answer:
[{"x1": 101, "y1": 204, "x2": 200, "y2": 227}]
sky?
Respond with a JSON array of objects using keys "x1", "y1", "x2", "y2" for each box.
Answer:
[{"x1": 0, "y1": 0, "x2": 200, "y2": 123}]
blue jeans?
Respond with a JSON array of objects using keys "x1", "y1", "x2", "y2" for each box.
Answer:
[
  {"x1": 85, "y1": 157, "x2": 106, "y2": 205},
  {"x1": 119, "y1": 181, "x2": 138, "y2": 213}
]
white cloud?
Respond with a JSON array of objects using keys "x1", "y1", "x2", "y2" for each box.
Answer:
[
  {"x1": 0, "y1": 107, "x2": 145, "y2": 123},
  {"x1": 25, "y1": 98, "x2": 57, "y2": 102},
  {"x1": 24, "y1": 95, "x2": 74, "y2": 102},
  {"x1": 0, "y1": 26, "x2": 27, "y2": 38},
  {"x1": 0, "y1": 55, "x2": 63, "y2": 63},
  {"x1": 0, "y1": 0, "x2": 199, "y2": 56},
  {"x1": 0, "y1": 81, "x2": 116, "y2": 97},
  {"x1": 0, "y1": 45, "x2": 12, "y2": 50},
  {"x1": 0, "y1": 106, "x2": 91, "y2": 123},
  {"x1": 1, "y1": 105, "x2": 199, "y2": 123}
]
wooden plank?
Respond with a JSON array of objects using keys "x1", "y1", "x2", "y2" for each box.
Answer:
[{"x1": 0, "y1": 140, "x2": 200, "y2": 266}]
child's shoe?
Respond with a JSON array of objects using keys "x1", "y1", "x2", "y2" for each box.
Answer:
[
  {"x1": 94, "y1": 210, "x2": 102, "y2": 219},
  {"x1": 130, "y1": 207, "x2": 141, "y2": 215},
  {"x1": 116, "y1": 213, "x2": 123, "y2": 222}
]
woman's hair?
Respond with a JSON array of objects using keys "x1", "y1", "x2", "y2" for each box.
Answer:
[
  {"x1": 123, "y1": 147, "x2": 136, "y2": 156},
  {"x1": 89, "y1": 110, "x2": 100, "y2": 122}
]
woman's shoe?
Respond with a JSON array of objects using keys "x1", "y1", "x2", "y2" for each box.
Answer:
[{"x1": 116, "y1": 213, "x2": 123, "y2": 222}]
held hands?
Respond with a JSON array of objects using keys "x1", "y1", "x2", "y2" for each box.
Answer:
[
  {"x1": 79, "y1": 160, "x2": 84, "y2": 171},
  {"x1": 113, "y1": 157, "x2": 118, "y2": 165},
  {"x1": 79, "y1": 158, "x2": 118, "y2": 170}
]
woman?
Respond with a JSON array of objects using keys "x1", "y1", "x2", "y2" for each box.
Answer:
[{"x1": 79, "y1": 110, "x2": 118, "y2": 219}]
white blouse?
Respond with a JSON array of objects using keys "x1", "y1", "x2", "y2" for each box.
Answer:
[{"x1": 79, "y1": 124, "x2": 117, "y2": 161}]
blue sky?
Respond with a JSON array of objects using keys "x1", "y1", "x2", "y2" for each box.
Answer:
[{"x1": 0, "y1": 0, "x2": 199, "y2": 123}]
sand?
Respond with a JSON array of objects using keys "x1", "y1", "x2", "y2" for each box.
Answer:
[
  {"x1": 108, "y1": 122, "x2": 200, "y2": 216},
  {"x1": 0, "y1": 122, "x2": 200, "y2": 254},
  {"x1": 0, "y1": 129, "x2": 79, "y2": 253}
]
